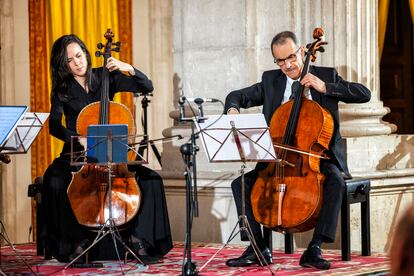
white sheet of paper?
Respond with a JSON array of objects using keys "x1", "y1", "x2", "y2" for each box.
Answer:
[
  {"x1": 198, "y1": 113, "x2": 276, "y2": 162},
  {"x1": 1, "y1": 112, "x2": 49, "y2": 153},
  {"x1": 0, "y1": 106, "x2": 28, "y2": 147}
]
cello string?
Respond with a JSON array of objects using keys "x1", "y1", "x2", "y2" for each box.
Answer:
[
  {"x1": 101, "y1": 67, "x2": 109, "y2": 124},
  {"x1": 276, "y1": 44, "x2": 312, "y2": 183}
]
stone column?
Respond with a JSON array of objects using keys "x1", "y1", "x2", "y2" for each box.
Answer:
[{"x1": 327, "y1": 0, "x2": 397, "y2": 136}]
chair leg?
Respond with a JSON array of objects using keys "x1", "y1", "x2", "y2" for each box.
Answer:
[
  {"x1": 361, "y1": 196, "x2": 371, "y2": 256},
  {"x1": 341, "y1": 196, "x2": 351, "y2": 261},
  {"x1": 263, "y1": 227, "x2": 272, "y2": 252},
  {"x1": 36, "y1": 203, "x2": 44, "y2": 256}
]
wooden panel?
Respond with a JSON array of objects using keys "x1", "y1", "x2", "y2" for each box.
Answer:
[
  {"x1": 380, "y1": 64, "x2": 403, "y2": 100},
  {"x1": 380, "y1": 0, "x2": 414, "y2": 134}
]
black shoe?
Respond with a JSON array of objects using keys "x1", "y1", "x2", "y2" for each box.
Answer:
[
  {"x1": 68, "y1": 239, "x2": 90, "y2": 264},
  {"x1": 299, "y1": 245, "x2": 330, "y2": 270},
  {"x1": 129, "y1": 238, "x2": 160, "y2": 265},
  {"x1": 225, "y1": 245, "x2": 272, "y2": 267},
  {"x1": 54, "y1": 254, "x2": 70, "y2": 263}
]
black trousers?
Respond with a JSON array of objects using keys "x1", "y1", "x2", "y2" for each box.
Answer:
[
  {"x1": 231, "y1": 160, "x2": 346, "y2": 247},
  {"x1": 41, "y1": 155, "x2": 173, "y2": 261}
]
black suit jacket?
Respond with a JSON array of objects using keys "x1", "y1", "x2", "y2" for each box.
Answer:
[{"x1": 224, "y1": 66, "x2": 371, "y2": 175}]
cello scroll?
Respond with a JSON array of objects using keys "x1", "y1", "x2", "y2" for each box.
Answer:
[{"x1": 306, "y1": 27, "x2": 328, "y2": 62}]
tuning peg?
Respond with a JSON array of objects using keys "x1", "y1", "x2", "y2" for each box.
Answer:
[
  {"x1": 112, "y1": 47, "x2": 120, "y2": 52},
  {"x1": 95, "y1": 51, "x2": 102, "y2": 57},
  {"x1": 113, "y1": 41, "x2": 121, "y2": 47},
  {"x1": 97, "y1": 42, "x2": 104, "y2": 49}
]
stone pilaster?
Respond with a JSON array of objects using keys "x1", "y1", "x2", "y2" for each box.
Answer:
[
  {"x1": 0, "y1": 0, "x2": 32, "y2": 243},
  {"x1": 132, "y1": 0, "x2": 173, "y2": 170}
]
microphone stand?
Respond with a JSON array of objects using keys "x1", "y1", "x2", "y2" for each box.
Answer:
[
  {"x1": 136, "y1": 93, "x2": 162, "y2": 166},
  {"x1": 179, "y1": 99, "x2": 203, "y2": 276},
  {"x1": 65, "y1": 130, "x2": 144, "y2": 271}
]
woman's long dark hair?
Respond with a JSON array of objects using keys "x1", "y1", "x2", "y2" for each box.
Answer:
[{"x1": 50, "y1": 34, "x2": 94, "y2": 98}]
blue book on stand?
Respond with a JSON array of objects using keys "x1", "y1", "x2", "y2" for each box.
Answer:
[{"x1": 86, "y1": 124, "x2": 128, "y2": 164}]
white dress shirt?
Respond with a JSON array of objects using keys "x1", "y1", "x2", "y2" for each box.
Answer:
[{"x1": 282, "y1": 77, "x2": 312, "y2": 104}]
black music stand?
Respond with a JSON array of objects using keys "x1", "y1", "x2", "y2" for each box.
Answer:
[
  {"x1": 65, "y1": 124, "x2": 148, "y2": 271},
  {"x1": 197, "y1": 113, "x2": 278, "y2": 274},
  {"x1": 0, "y1": 105, "x2": 49, "y2": 274},
  {"x1": 0, "y1": 106, "x2": 49, "y2": 155}
]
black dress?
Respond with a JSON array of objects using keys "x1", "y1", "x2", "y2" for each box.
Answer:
[{"x1": 42, "y1": 67, "x2": 172, "y2": 261}]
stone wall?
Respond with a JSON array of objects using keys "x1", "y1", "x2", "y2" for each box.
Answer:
[{"x1": 161, "y1": 0, "x2": 414, "y2": 254}]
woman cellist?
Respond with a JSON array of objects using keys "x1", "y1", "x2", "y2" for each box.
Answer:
[
  {"x1": 42, "y1": 34, "x2": 172, "y2": 264},
  {"x1": 223, "y1": 30, "x2": 370, "y2": 270}
]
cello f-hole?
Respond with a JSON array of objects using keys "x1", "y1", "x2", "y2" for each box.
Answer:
[
  {"x1": 81, "y1": 166, "x2": 91, "y2": 177},
  {"x1": 297, "y1": 154, "x2": 307, "y2": 177}
]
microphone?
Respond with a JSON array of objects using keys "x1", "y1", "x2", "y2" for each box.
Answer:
[
  {"x1": 178, "y1": 96, "x2": 185, "y2": 122},
  {"x1": 184, "y1": 97, "x2": 220, "y2": 104}
]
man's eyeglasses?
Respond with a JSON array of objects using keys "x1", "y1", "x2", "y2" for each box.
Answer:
[{"x1": 274, "y1": 47, "x2": 301, "y2": 66}]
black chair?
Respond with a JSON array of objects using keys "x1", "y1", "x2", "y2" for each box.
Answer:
[
  {"x1": 265, "y1": 178, "x2": 371, "y2": 261},
  {"x1": 340, "y1": 177, "x2": 371, "y2": 261},
  {"x1": 28, "y1": 176, "x2": 51, "y2": 258}
]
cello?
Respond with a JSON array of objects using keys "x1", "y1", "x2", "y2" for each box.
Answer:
[
  {"x1": 67, "y1": 29, "x2": 141, "y2": 228},
  {"x1": 251, "y1": 28, "x2": 333, "y2": 233}
]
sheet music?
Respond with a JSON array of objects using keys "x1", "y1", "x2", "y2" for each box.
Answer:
[
  {"x1": 0, "y1": 106, "x2": 28, "y2": 147},
  {"x1": 86, "y1": 124, "x2": 129, "y2": 164},
  {"x1": 198, "y1": 113, "x2": 276, "y2": 162},
  {"x1": 70, "y1": 133, "x2": 149, "y2": 166}
]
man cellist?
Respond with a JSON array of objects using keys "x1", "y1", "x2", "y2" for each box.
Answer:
[{"x1": 224, "y1": 30, "x2": 370, "y2": 269}]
